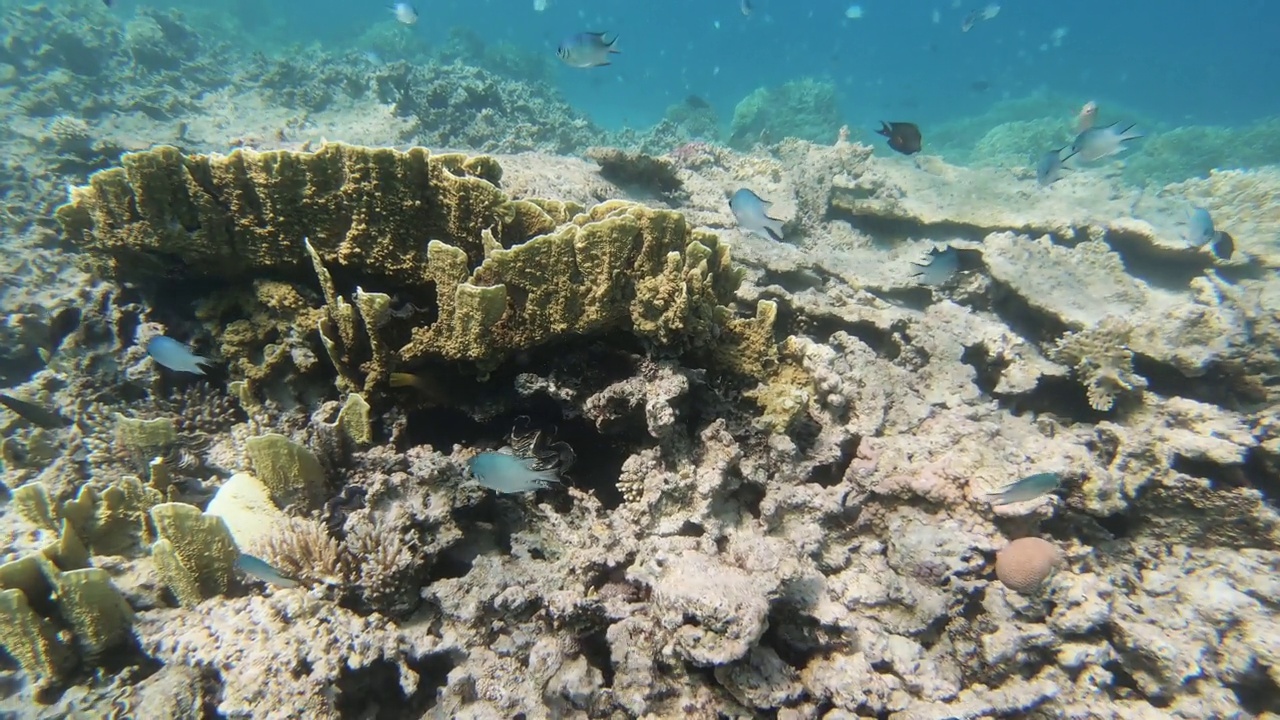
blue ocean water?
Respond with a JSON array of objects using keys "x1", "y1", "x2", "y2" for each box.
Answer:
[{"x1": 159, "y1": 0, "x2": 1280, "y2": 133}]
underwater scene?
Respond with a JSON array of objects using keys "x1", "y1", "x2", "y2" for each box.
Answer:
[{"x1": 1, "y1": 0, "x2": 1279, "y2": 716}]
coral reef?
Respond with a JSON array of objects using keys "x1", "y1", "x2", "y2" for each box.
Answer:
[
  {"x1": 1, "y1": 7, "x2": 1279, "y2": 716},
  {"x1": 56, "y1": 143, "x2": 775, "y2": 386},
  {"x1": 728, "y1": 78, "x2": 844, "y2": 149}
]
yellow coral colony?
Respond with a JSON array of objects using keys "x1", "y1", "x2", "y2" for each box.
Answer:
[{"x1": 55, "y1": 143, "x2": 784, "y2": 387}]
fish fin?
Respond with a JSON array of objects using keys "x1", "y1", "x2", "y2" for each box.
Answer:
[
  {"x1": 591, "y1": 61, "x2": 612, "y2": 66},
  {"x1": 763, "y1": 218, "x2": 785, "y2": 242},
  {"x1": 1118, "y1": 123, "x2": 1143, "y2": 141}
]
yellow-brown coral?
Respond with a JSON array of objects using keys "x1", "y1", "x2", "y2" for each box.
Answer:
[{"x1": 56, "y1": 143, "x2": 770, "y2": 380}]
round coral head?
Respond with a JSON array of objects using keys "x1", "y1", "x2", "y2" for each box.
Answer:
[{"x1": 995, "y1": 537, "x2": 1062, "y2": 594}]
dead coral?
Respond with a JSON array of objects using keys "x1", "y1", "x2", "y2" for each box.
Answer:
[
  {"x1": 134, "y1": 592, "x2": 420, "y2": 720},
  {"x1": 1051, "y1": 316, "x2": 1148, "y2": 411}
]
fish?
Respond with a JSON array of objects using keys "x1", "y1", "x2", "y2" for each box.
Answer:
[
  {"x1": 1075, "y1": 100, "x2": 1098, "y2": 133},
  {"x1": 236, "y1": 553, "x2": 299, "y2": 588},
  {"x1": 845, "y1": 4, "x2": 864, "y2": 19},
  {"x1": 729, "y1": 188, "x2": 785, "y2": 241},
  {"x1": 985, "y1": 472, "x2": 1061, "y2": 505},
  {"x1": 556, "y1": 32, "x2": 620, "y2": 68},
  {"x1": 1186, "y1": 207, "x2": 1216, "y2": 248},
  {"x1": 1209, "y1": 231, "x2": 1234, "y2": 260},
  {"x1": 1071, "y1": 122, "x2": 1143, "y2": 162},
  {"x1": 961, "y1": 3, "x2": 999, "y2": 31},
  {"x1": 389, "y1": 1, "x2": 417, "y2": 25},
  {"x1": 101, "y1": 0, "x2": 113, "y2": 7},
  {"x1": 388, "y1": 371, "x2": 454, "y2": 405},
  {"x1": 468, "y1": 451, "x2": 563, "y2": 494},
  {"x1": 910, "y1": 245, "x2": 960, "y2": 286},
  {"x1": 0, "y1": 393, "x2": 71, "y2": 429},
  {"x1": 970, "y1": 80, "x2": 991, "y2": 93},
  {"x1": 1036, "y1": 146, "x2": 1077, "y2": 187},
  {"x1": 145, "y1": 335, "x2": 213, "y2": 375},
  {"x1": 876, "y1": 121, "x2": 922, "y2": 155},
  {"x1": 740, "y1": 0, "x2": 752, "y2": 16}
]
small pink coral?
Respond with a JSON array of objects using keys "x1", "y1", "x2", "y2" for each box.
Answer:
[{"x1": 995, "y1": 537, "x2": 1062, "y2": 594}]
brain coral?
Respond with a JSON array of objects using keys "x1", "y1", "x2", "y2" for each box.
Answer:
[{"x1": 995, "y1": 537, "x2": 1062, "y2": 594}]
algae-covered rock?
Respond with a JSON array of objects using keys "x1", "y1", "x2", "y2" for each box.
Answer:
[
  {"x1": 57, "y1": 144, "x2": 770, "y2": 379},
  {"x1": 149, "y1": 503, "x2": 238, "y2": 607}
]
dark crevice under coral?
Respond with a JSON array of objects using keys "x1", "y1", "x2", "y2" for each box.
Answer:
[
  {"x1": 806, "y1": 435, "x2": 860, "y2": 487},
  {"x1": 1101, "y1": 229, "x2": 1267, "y2": 290},
  {"x1": 761, "y1": 602, "x2": 830, "y2": 671},
  {"x1": 1132, "y1": 353, "x2": 1267, "y2": 412},
  {"x1": 755, "y1": 266, "x2": 831, "y2": 294},
  {"x1": 826, "y1": 210, "x2": 1087, "y2": 249},
  {"x1": 335, "y1": 652, "x2": 455, "y2": 718},
  {"x1": 1228, "y1": 661, "x2": 1280, "y2": 715},
  {"x1": 577, "y1": 623, "x2": 616, "y2": 689},
  {"x1": 1173, "y1": 447, "x2": 1280, "y2": 512},
  {"x1": 976, "y1": 277, "x2": 1072, "y2": 347},
  {"x1": 405, "y1": 393, "x2": 630, "y2": 510},
  {"x1": 960, "y1": 343, "x2": 1110, "y2": 424}
]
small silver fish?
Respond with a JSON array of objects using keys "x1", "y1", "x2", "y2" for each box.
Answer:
[
  {"x1": 985, "y1": 472, "x2": 1061, "y2": 505},
  {"x1": 910, "y1": 245, "x2": 960, "y2": 286},
  {"x1": 145, "y1": 335, "x2": 213, "y2": 375},
  {"x1": 740, "y1": 0, "x2": 752, "y2": 16},
  {"x1": 1185, "y1": 207, "x2": 1215, "y2": 248},
  {"x1": 1071, "y1": 122, "x2": 1143, "y2": 162},
  {"x1": 389, "y1": 2, "x2": 417, "y2": 25},
  {"x1": 237, "y1": 553, "x2": 298, "y2": 588},
  {"x1": 557, "y1": 32, "x2": 620, "y2": 68},
  {"x1": 468, "y1": 451, "x2": 562, "y2": 494},
  {"x1": 1036, "y1": 146, "x2": 1076, "y2": 187},
  {"x1": 729, "y1": 188, "x2": 785, "y2": 241}
]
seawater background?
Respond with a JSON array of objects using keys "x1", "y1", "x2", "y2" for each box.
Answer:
[{"x1": 140, "y1": 0, "x2": 1280, "y2": 134}]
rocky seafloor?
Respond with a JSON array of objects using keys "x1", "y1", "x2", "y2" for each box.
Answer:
[{"x1": 2, "y1": 3, "x2": 1280, "y2": 720}]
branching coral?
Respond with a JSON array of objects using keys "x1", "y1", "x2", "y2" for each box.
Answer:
[
  {"x1": 257, "y1": 517, "x2": 351, "y2": 588},
  {"x1": 1051, "y1": 316, "x2": 1148, "y2": 411}
]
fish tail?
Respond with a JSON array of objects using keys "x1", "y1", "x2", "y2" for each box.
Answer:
[
  {"x1": 764, "y1": 218, "x2": 785, "y2": 242},
  {"x1": 1119, "y1": 123, "x2": 1143, "y2": 141}
]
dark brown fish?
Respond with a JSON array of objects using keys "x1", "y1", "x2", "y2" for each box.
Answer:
[
  {"x1": 0, "y1": 393, "x2": 71, "y2": 429},
  {"x1": 876, "y1": 121, "x2": 922, "y2": 155},
  {"x1": 970, "y1": 80, "x2": 991, "y2": 92}
]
